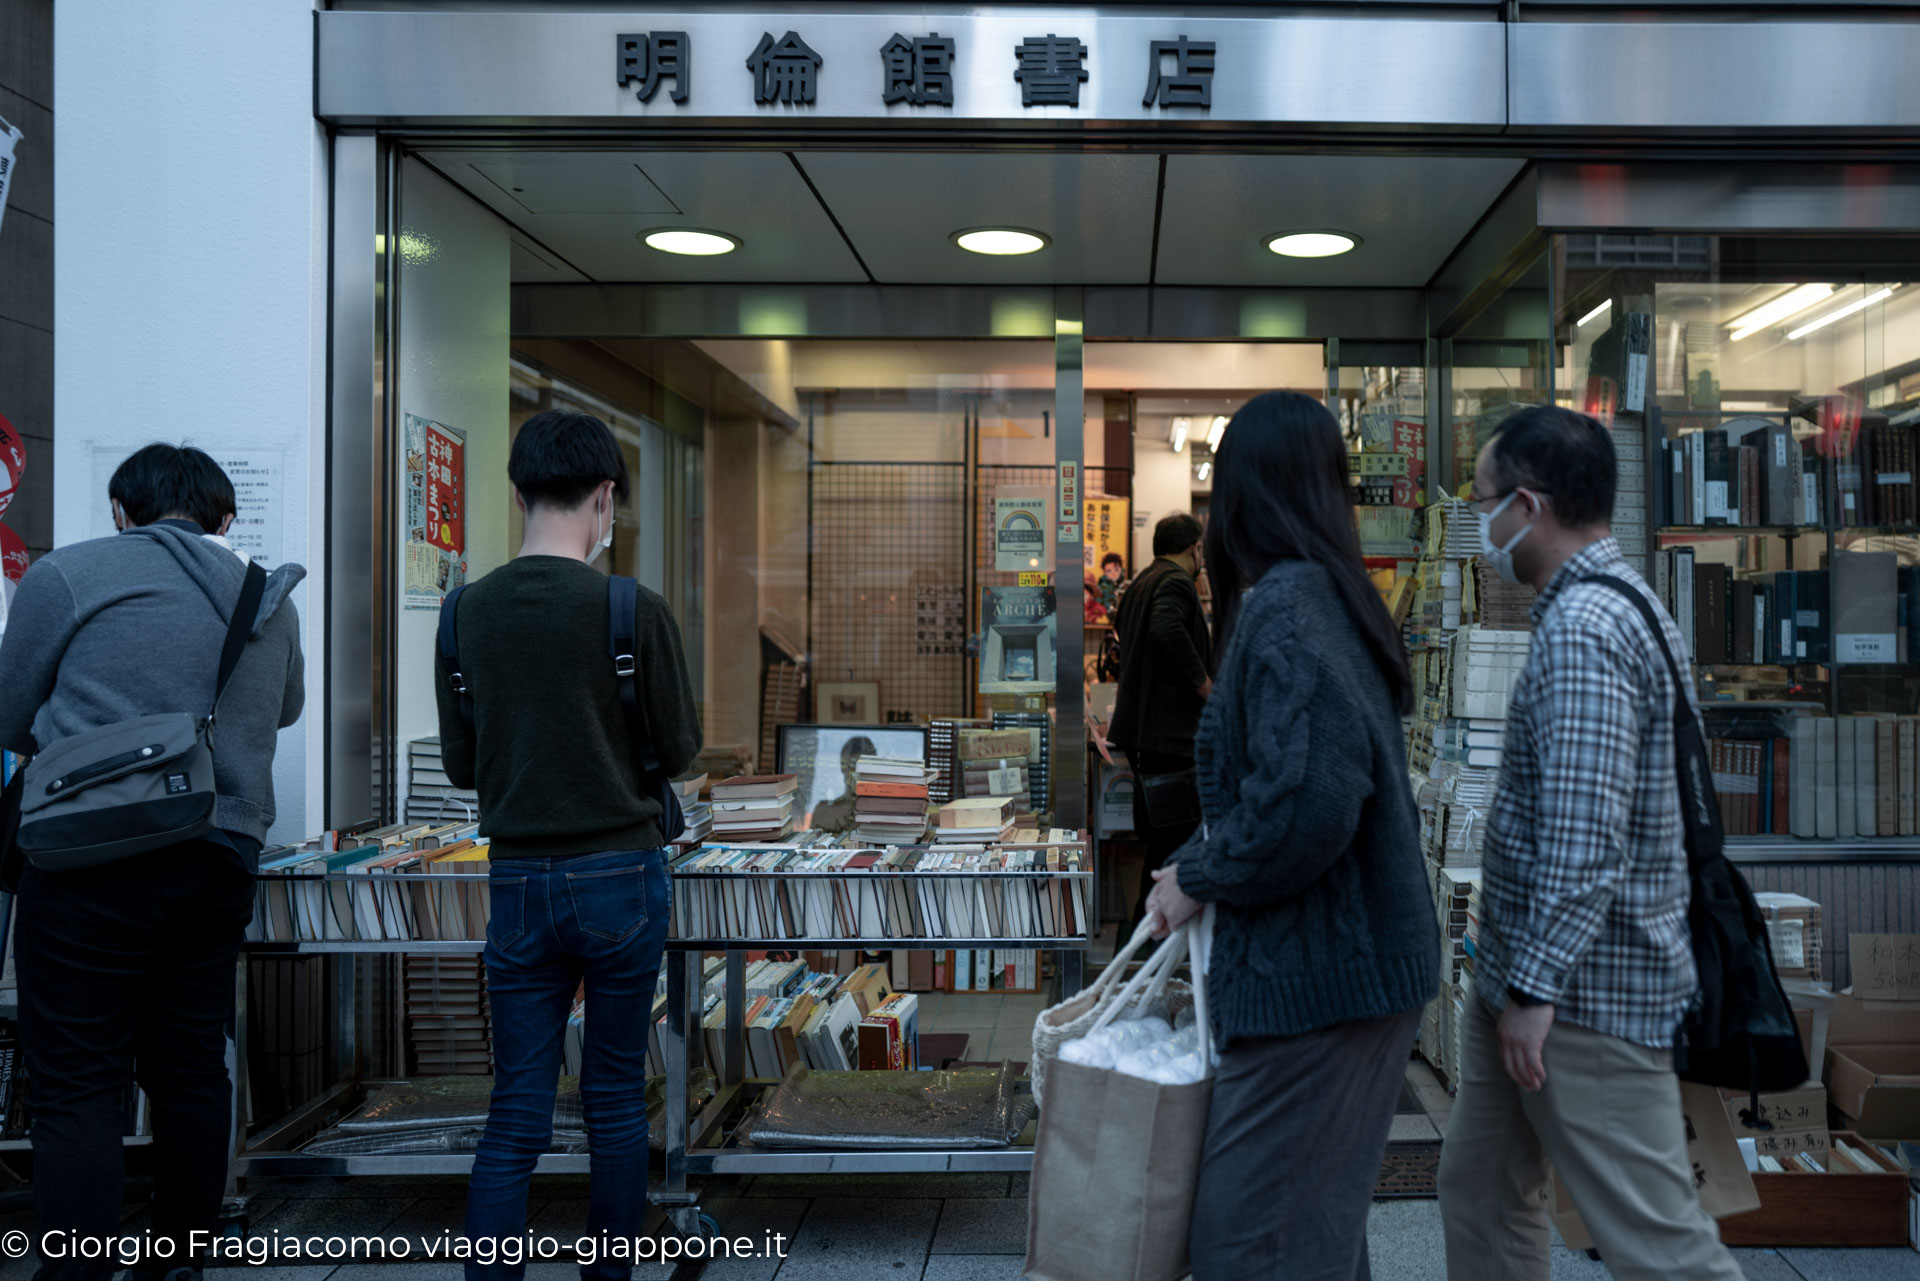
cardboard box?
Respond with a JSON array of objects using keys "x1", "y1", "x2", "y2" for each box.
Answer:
[
  {"x1": 1850, "y1": 933, "x2": 1920, "y2": 1005},
  {"x1": 1716, "y1": 1132, "x2": 1912, "y2": 1247},
  {"x1": 1824, "y1": 993, "x2": 1920, "y2": 1140},
  {"x1": 1722, "y1": 1084, "x2": 1829, "y2": 1163},
  {"x1": 1550, "y1": 1082, "x2": 1758, "y2": 1251}
]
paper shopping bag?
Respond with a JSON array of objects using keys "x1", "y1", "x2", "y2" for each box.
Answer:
[{"x1": 1023, "y1": 1059, "x2": 1213, "y2": 1281}]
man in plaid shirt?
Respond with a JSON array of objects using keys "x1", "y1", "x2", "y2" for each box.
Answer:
[{"x1": 1438, "y1": 407, "x2": 1741, "y2": 1281}]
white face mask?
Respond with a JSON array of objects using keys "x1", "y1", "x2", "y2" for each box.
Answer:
[
  {"x1": 593, "y1": 499, "x2": 615, "y2": 563},
  {"x1": 1478, "y1": 490, "x2": 1535, "y2": 584}
]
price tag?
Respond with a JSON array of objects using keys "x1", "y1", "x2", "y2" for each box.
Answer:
[{"x1": 1019, "y1": 571, "x2": 1050, "y2": 587}]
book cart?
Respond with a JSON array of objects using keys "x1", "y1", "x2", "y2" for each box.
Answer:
[{"x1": 228, "y1": 834, "x2": 1094, "y2": 1246}]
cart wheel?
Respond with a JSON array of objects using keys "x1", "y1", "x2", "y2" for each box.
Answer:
[
  {"x1": 213, "y1": 1207, "x2": 248, "y2": 1238},
  {"x1": 697, "y1": 1213, "x2": 719, "y2": 1240}
]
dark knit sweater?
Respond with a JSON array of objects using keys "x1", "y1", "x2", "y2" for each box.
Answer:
[
  {"x1": 432, "y1": 557, "x2": 701, "y2": 860},
  {"x1": 1169, "y1": 561, "x2": 1438, "y2": 1047}
]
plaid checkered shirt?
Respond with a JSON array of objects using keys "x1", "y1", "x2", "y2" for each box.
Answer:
[{"x1": 1476, "y1": 537, "x2": 1699, "y2": 1049}]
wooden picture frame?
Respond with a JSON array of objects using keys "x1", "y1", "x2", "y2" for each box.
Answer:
[{"x1": 816, "y1": 681, "x2": 881, "y2": 725}]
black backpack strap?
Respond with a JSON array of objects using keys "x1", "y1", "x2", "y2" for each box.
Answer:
[
  {"x1": 607, "y1": 575, "x2": 661, "y2": 775},
  {"x1": 211, "y1": 561, "x2": 269, "y2": 717},
  {"x1": 437, "y1": 583, "x2": 474, "y2": 737},
  {"x1": 1583, "y1": 573, "x2": 1724, "y2": 868}
]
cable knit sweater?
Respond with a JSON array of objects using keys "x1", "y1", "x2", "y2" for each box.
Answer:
[{"x1": 1169, "y1": 560, "x2": 1438, "y2": 1047}]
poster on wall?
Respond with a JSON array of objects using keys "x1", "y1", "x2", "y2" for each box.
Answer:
[
  {"x1": 979, "y1": 584, "x2": 1057, "y2": 694},
  {"x1": 913, "y1": 584, "x2": 966, "y2": 659},
  {"x1": 404, "y1": 413, "x2": 469, "y2": 610},
  {"x1": 0, "y1": 412, "x2": 22, "y2": 519},
  {"x1": 992, "y1": 486, "x2": 1051, "y2": 572},
  {"x1": 1082, "y1": 497, "x2": 1130, "y2": 621}
]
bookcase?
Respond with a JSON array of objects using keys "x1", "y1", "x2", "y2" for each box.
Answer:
[
  {"x1": 1648, "y1": 404, "x2": 1920, "y2": 858},
  {"x1": 230, "y1": 845, "x2": 1092, "y2": 1240}
]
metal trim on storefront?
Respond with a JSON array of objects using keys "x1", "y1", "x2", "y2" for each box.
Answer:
[{"x1": 1536, "y1": 161, "x2": 1920, "y2": 233}]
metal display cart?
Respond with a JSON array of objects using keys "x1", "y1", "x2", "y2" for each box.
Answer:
[{"x1": 229, "y1": 849, "x2": 1094, "y2": 1242}]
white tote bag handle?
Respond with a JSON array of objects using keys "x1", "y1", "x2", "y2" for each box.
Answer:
[
  {"x1": 1189, "y1": 903, "x2": 1214, "y2": 1072},
  {"x1": 1089, "y1": 925, "x2": 1188, "y2": 1037}
]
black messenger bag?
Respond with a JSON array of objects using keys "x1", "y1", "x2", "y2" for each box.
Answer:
[
  {"x1": 1584, "y1": 576, "x2": 1807, "y2": 1112},
  {"x1": 17, "y1": 562, "x2": 267, "y2": 871}
]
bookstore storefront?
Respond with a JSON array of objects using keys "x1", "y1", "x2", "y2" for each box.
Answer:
[{"x1": 222, "y1": 3, "x2": 1920, "y2": 1190}]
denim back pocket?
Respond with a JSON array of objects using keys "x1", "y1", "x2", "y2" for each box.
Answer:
[
  {"x1": 566, "y1": 864, "x2": 651, "y2": 942},
  {"x1": 488, "y1": 873, "x2": 529, "y2": 948}
]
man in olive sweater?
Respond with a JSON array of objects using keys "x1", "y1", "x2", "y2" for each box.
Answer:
[{"x1": 435, "y1": 410, "x2": 698, "y2": 1281}]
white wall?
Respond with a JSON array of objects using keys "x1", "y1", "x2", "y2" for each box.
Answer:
[
  {"x1": 394, "y1": 160, "x2": 511, "y2": 762},
  {"x1": 54, "y1": 0, "x2": 327, "y2": 844},
  {"x1": 1131, "y1": 436, "x2": 1195, "y2": 569}
]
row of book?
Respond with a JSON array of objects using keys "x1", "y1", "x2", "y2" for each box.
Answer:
[
  {"x1": 1667, "y1": 417, "x2": 1920, "y2": 530},
  {"x1": 667, "y1": 840, "x2": 1090, "y2": 942},
  {"x1": 248, "y1": 821, "x2": 492, "y2": 944},
  {"x1": 1657, "y1": 548, "x2": 1915, "y2": 668},
  {"x1": 1693, "y1": 718, "x2": 1920, "y2": 840}
]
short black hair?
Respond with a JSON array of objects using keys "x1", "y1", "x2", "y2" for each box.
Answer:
[
  {"x1": 1101, "y1": 552, "x2": 1124, "y2": 569},
  {"x1": 1485, "y1": 406, "x2": 1616, "y2": 529},
  {"x1": 509, "y1": 410, "x2": 631, "y2": 512},
  {"x1": 109, "y1": 443, "x2": 236, "y2": 531},
  {"x1": 1152, "y1": 513, "x2": 1203, "y2": 557}
]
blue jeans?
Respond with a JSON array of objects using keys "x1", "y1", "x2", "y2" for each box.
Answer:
[{"x1": 464, "y1": 848, "x2": 672, "y2": 1281}]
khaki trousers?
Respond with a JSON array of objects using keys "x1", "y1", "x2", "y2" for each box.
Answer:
[{"x1": 1436, "y1": 993, "x2": 1743, "y2": 1281}]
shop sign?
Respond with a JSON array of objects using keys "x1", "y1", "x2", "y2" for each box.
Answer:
[
  {"x1": 1056, "y1": 461, "x2": 1079, "y2": 546},
  {"x1": 615, "y1": 28, "x2": 1212, "y2": 113},
  {"x1": 993, "y1": 486, "x2": 1051, "y2": 572}
]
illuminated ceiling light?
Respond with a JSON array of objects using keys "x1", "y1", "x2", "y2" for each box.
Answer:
[
  {"x1": 1206, "y1": 415, "x2": 1230, "y2": 451},
  {"x1": 1787, "y1": 287, "x2": 1896, "y2": 341},
  {"x1": 1196, "y1": 461, "x2": 1212, "y2": 482},
  {"x1": 1727, "y1": 283, "x2": 1835, "y2": 342},
  {"x1": 1265, "y1": 230, "x2": 1359, "y2": 258},
  {"x1": 640, "y1": 228, "x2": 740, "y2": 256},
  {"x1": 1577, "y1": 300, "x2": 1612, "y2": 327},
  {"x1": 1168, "y1": 417, "x2": 1190, "y2": 453},
  {"x1": 953, "y1": 228, "x2": 1050, "y2": 256}
]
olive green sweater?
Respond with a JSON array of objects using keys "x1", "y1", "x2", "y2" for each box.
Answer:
[{"x1": 433, "y1": 557, "x2": 701, "y2": 859}]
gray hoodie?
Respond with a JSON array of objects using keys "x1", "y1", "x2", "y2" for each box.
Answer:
[{"x1": 0, "y1": 523, "x2": 306, "y2": 845}]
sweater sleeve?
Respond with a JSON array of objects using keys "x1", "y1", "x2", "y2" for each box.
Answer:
[
  {"x1": 276, "y1": 602, "x2": 307, "y2": 730},
  {"x1": 640, "y1": 594, "x2": 702, "y2": 779},
  {"x1": 0, "y1": 558, "x2": 80, "y2": 755},
  {"x1": 1169, "y1": 648, "x2": 1376, "y2": 908}
]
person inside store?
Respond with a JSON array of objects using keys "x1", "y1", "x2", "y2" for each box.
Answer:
[
  {"x1": 433, "y1": 410, "x2": 700, "y2": 1281},
  {"x1": 0, "y1": 444, "x2": 307, "y2": 1281},
  {"x1": 1106, "y1": 512, "x2": 1210, "y2": 931},
  {"x1": 1437, "y1": 408, "x2": 1742, "y2": 1281},
  {"x1": 1143, "y1": 392, "x2": 1438, "y2": 1280},
  {"x1": 807, "y1": 734, "x2": 876, "y2": 833}
]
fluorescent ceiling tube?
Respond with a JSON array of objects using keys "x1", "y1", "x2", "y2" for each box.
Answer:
[
  {"x1": 1727, "y1": 283, "x2": 1835, "y2": 342},
  {"x1": 1787, "y1": 287, "x2": 1896, "y2": 341},
  {"x1": 1577, "y1": 300, "x2": 1612, "y2": 327},
  {"x1": 1206, "y1": 415, "x2": 1229, "y2": 451},
  {"x1": 1169, "y1": 417, "x2": 1189, "y2": 452},
  {"x1": 1196, "y1": 461, "x2": 1212, "y2": 482}
]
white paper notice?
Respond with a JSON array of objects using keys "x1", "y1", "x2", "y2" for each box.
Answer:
[{"x1": 89, "y1": 445, "x2": 284, "y2": 567}]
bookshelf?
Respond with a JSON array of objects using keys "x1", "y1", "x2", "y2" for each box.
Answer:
[
  {"x1": 1648, "y1": 406, "x2": 1920, "y2": 860},
  {"x1": 231, "y1": 849, "x2": 1092, "y2": 1235}
]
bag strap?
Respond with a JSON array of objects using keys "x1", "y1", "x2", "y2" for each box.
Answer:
[
  {"x1": 1582, "y1": 574, "x2": 1723, "y2": 870},
  {"x1": 608, "y1": 575, "x2": 664, "y2": 778},
  {"x1": 212, "y1": 562, "x2": 268, "y2": 719},
  {"x1": 437, "y1": 583, "x2": 473, "y2": 737}
]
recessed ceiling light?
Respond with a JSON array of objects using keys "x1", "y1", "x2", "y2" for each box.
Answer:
[
  {"x1": 953, "y1": 228, "x2": 1050, "y2": 256},
  {"x1": 640, "y1": 228, "x2": 740, "y2": 256},
  {"x1": 1266, "y1": 230, "x2": 1359, "y2": 259},
  {"x1": 1726, "y1": 283, "x2": 1834, "y2": 342}
]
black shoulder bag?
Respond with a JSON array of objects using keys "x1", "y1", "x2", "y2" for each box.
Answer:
[
  {"x1": 1584, "y1": 576, "x2": 1807, "y2": 1115},
  {"x1": 437, "y1": 575, "x2": 685, "y2": 844}
]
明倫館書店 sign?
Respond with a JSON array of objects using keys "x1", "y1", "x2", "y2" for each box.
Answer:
[{"x1": 404, "y1": 413, "x2": 469, "y2": 609}]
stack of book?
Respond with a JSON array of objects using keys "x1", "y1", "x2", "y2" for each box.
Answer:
[
  {"x1": 991, "y1": 712, "x2": 1053, "y2": 814},
  {"x1": 857, "y1": 993, "x2": 921, "y2": 1070},
  {"x1": 406, "y1": 953, "x2": 492, "y2": 1075},
  {"x1": 959, "y1": 728, "x2": 1034, "y2": 809},
  {"x1": 927, "y1": 718, "x2": 984, "y2": 806},
  {"x1": 1471, "y1": 564, "x2": 1538, "y2": 631},
  {"x1": 1752, "y1": 892, "x2": 1824, "y2": 982},
  {"x1": 710, "y1": 774, "x2": 799, "y2": 842},
  {"x1": 1450, "y1": 628, "x2": 1531, "y2": 720},
  {"x1": 852, "y1": 756, "x2": 934, "y2": 845},
  {"x1": 674, "y1": 773, "x2": 711, "y2": 842},
  {"x1": 405, "y1": 736, "x2": 481, "y2": 824},
  {"x1": 934, "y1": 796, "x2": 1017, "y2": 844}
]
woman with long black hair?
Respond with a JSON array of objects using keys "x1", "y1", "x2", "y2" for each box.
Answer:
[{"x1": 1146, "y1": 390, "x2": 1439, "y2": 1280}]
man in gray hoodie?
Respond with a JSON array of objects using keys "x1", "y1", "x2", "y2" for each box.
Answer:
[{"x1": 0, "y1": 444, "x2": 305, "y2": 1281}]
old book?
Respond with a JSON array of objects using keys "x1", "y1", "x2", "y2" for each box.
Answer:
[
  {"x1": 1837, "y1": 718, "x2": 1857, "y2": 839},
  {"x1": 1901, "y1": 718, "x2": 1917, "y2": 836},
  {"x1": 1855, "y1": 716, "x2": 1878, "y2": 839},
  {"x1": 711, "y1": 774, "x2": 800, "y2": 801},
  {"x1": 1815, "y1": 716, "x2": 1838, "y2": 840},
  {"x1": 1732, "y1": 580, "x2": 1755, "y2": 665},
  {"x1": 1738, "y1": 445, "x2": 1758, "y2": 527},
  {"x1": 1878, "y1": 716, "x2": 1899, "y2": 837},
  {"x1": 1703, "y1": 429, "x2": 1731, "y2": 525},
  {"x1": 1797, "y1": 570, "x2": 1832, "y2": 665},
  {"x1": 1834, "y1": 551, "x2": 1898, "y2": 664},
  {"x1": 1695, "y1": 563, "x2": 1730, "y2": 665},
  {"x1": 1757, "y1": 419, "x2": 1798, "y2": 525}
]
